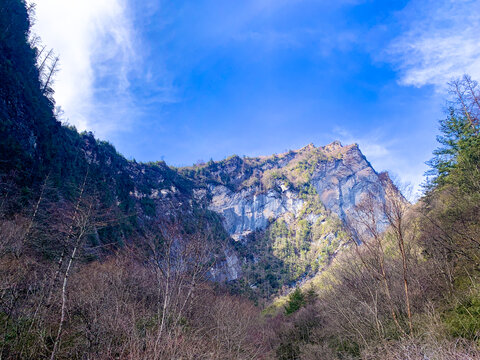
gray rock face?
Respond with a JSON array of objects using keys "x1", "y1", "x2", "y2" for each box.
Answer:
[
  {"x1": 207, "y1": 182, "x2": 305, "y2": 281},
  {"x1": 311, "y1": 143, "x2": 386, "y2": 226},
  {"x1": 209, "y1": 184, "x2": 304, "y2": 241},
  {"x1": 206, "y1": 142, "x2": 391, "y2": 243},
  {"x1": 209, "y1": 249, "x2": 242, "y2": 282},
  {"x1": 185, "y1": 141, "x2": 401, "y2": 282}
]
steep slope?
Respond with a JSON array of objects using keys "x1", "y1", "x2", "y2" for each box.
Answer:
[
  {"x1": 1, "y1": 0, "x2": 400, "y2": 299},
  {"x1": 181, "y1": 141, "x2": 391, "y2": 240},
  {"x1": 0, "y1": 0, "x2": 230, "y2": 263},
  {"x1": 179, "y1": 141, "x2": 396, "y2": 296}
]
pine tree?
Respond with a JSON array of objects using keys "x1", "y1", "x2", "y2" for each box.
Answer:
[{"x1": 284, "y1": 288, "x2": 305, "y2": 315}]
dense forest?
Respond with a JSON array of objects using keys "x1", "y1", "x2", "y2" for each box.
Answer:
[{"x1": 1, "y1": 1, "x2": 480, "y2": 359}]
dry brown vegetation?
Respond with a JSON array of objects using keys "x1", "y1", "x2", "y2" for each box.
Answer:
[
  {"x1": 269, "y1": 187, "x2": 480, "y2": 359},
  {"x1": 0, "y1": 176, "x2": 274, "y2": 359},
  {"x1": 2, "y1": 81, "x2": 480, "y2": 358},
  {"x1": 268, "y1": 76, "x2": 480, "y2": 360}
]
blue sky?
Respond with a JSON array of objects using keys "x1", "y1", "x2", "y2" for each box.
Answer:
[{"x1": 30, "y1": 0, "x2": 480, "y2": 197}]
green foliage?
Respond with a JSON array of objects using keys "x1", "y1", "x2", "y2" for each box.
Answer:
[
  {"x1": 284, "y1": 288, "x2": 306, "y2": 315},
  {"x1": 232, "y1": 194, "x2": 349, "y2": 300},
  {"x1": 140, "y1": 197, "x2": 156, "y2": 217},
  {"x1": 445, "y1": 292, "x2": 480, "y2": 343},
  {"x1": 422, "y1": 76, "x2": 480, "y2": 289},
  {"x1": 272, "y1": 77, "x2": 480, "y2": 359},
  {"x1": 427, "y1": 108, "x2": 480, "y2": 191},
  {"x1": 427, "y1": 77, "x2": 480, "y2": 196},
  {"x1": 276, "y1": 340, "x2": 300, "y2": 360},
  {"x1": 0, "y1": 0, "x2": 206, "y2": 252}
]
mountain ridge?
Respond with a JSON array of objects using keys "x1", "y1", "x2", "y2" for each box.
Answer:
[
  {"x1": 182, "y1": 140, "x2": 396, "y2": 292},
  {"x1": 0, "y1": 0, "x2": 399, "y2": 298}
]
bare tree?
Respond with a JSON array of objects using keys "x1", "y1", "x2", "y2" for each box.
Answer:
[
  {"x1": 140, "y1": 219, "x2": 216, "y2": 359},
  {"x1": 41, "y1": 54, "x2": 59, "y2": 98},
  {"x1": 382, "y1": 180, "x2": 414, "y2": 334},
  {"x1": 49, "y1": 172, "x2": 113, "y2": 360},
  {"x1": 449, "y1": 75, "x2": 480, "y2": 133},
  {"x1": 350, "y1": 192, "x2": 405, "y2": 335},
  {"x1": 30, "y1": 34, "x2": 60, "y2": 100}
]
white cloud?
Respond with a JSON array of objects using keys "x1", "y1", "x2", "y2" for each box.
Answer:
[
  {"x1": 386, "y1": 0, "x2": 480, "y2": 90},
  {"x1": 28, "y1": 0, "x2": 137, "y2": 136}
]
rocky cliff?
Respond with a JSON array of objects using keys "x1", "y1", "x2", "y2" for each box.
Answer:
[
  {"x1": 179, "y1": 141, "x2": 396, "y2": 295},
  {"x1": 200, "y1": 141, "x2": 389, "y2": 240},
  {"x1": 1, "y1": 0, "x2": 399, "y2": 299}
]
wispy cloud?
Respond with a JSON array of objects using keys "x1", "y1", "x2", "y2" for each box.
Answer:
[
  {"x1": 28, "y1": 0, "x2": 139, "y2": 137},
  {"x1": 385, "y1": 0, "x2": 480, "y2": 90}
]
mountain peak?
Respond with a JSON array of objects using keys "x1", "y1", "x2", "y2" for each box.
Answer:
[
  {"x1": 299, "y1": 143, "x2": 316, "y2": 152},
  {"x1": 324, "y1": 140, "x2": 343, "y2": 150}
]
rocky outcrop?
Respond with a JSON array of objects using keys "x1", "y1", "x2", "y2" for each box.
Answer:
[
  {"x1": 209, "y1": 248, "x2": 242, "y2": 282},
  {"x1": 0, "y1": 0, "x2": 397, "y2": 293},
  {"x1": 311, "y1": 142, "x2": 388, "y2": 229},
  {"x1": 208, "y1": 184, "x2": 304, "y2": 241},
  {"x1": 201, "y1": 141, "x2": 392, "y2": 242},
  {"x1": 190, "y1": 141, "x2": 398, "y2": 285}
]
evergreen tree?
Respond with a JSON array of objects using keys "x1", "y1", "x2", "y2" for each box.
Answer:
[
  {"x1": 426, "y1": 76, "x2": 480, "y2": 193},
  {"x1": 284, "y1": 288, "x2": 305, "y2": 315}
]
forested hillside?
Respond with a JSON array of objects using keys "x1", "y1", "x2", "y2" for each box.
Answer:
[
  {"x1": 0, "y1": 0, "x2": 233, "y2": 270},
  {"x1": 181, "y1": 141, "x2": 398, "y2": 299},
  {"x1": 1, "y1": 1, "x2": 480, "y2": 359}
]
